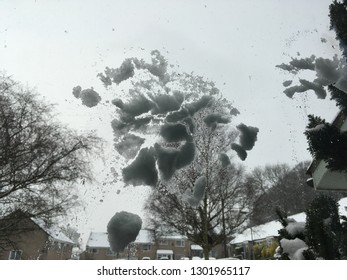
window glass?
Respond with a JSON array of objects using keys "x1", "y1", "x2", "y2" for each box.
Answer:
[{"x1": 9, "y1": 250, "x2": 22, "y2": 260}]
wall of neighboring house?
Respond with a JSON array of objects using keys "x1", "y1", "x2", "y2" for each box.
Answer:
[
  {"x1": 136, "y1": 243, "x2": 157, "y2": 260},
  {"x1": 80, "y1": 236, "x2": 227, "y2": 260},
  {"x1": 0, "y1": 217, "x2": 73, "y2": 260},
  {"x1": 80, "y1": 247, "x2": 116, "y2": 260},
  {"x1": 156, "y1": 238, "x2": 190, "y2": 260},
  {"x1": 80, "y1": 237, "x2": 192, "y2": 260},
  {"x1": 43, "y1": 240, "x2": 74, "y2": 260},
  {"x1": 230, "y1": 237, "x2": 278, "y2": 260}
]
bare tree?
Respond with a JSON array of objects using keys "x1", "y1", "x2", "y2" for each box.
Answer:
[
  {"x1": 247, "y1": 161, "x2": 345, "y2": 225},
  {"x1": 0, "y1": 75, "x2": 101, "y2": 252},
  {"x1": 145, "y1": 101, "x2": 254, "y2": 259}
]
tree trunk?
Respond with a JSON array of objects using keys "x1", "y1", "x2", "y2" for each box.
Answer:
[
  {"x1": 203, "y1": 246, "x2": 210, "y2": 260},
  {"x1": 221, "y1": 198, "x2": 229, "y2": 258},
  {"x1": 202, "y1": 195, "x2": 209, "y2": 260}
]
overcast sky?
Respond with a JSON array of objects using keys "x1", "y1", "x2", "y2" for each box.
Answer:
[{"x1": 0, "y1": 0, "x2": 342, "y2": 242}]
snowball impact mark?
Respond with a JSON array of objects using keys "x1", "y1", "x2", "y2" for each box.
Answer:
[
  {"x1": 282, "y1": 80, "x2": 293, "y2": 87},
  {"x1": 277, "y1": 54, "x2": 347, "y2": 99},
  {"x1": 72, "y1": 87, "x2": 101, "y2": 107},
  {"x1": 231, "y1": 143, "x2": 247, "y2": 161},
  {"x1": 230, "y1": 108, "x2": 240, "y2": 116},
  {"x1": 203, "y1": 113, "x2": 230, "y2": 130},
  {"x1": 187, "y1": 175, "x2": 207, "y2": 207},
  {"x1": 80, "y1": 88, "x2": 102, "y2": 107},
  {"x1": 72, "y1": 85, "x2": 81, "y2": 98},
  {"x1": 115, "y1": 134, "x2": 145, "y2": 159},
  {"x1": 219, "y1": 153, "x2": 231, "y2": 167},
  {"x1": 160, "y1": 122, "x2": 190, "y2": 142},
  {"x1": 166, "y1": 108, "x2": 190, "y2": 123},
  {"x1": 73, "y1": 50, "x2": 259, "y2": 187},
  {"x1": 182, "y1": 117, "x2": 196, "y2": 134},
  {"x1": 149, "y1": 92, "x2": 184, "y2": 115},
  {"x1": 236, "y1": 123, "x2": 259, "y2": 151},
  {"x1": 107, "y1": 211, "x2": 142, "y2": 253},
  {"x1": 155, "y1": 139, "x2": 196, "y2": 181},
  {"x1": 98, "y1": 59, "x2": 135, "y2": 85},
  {"x1": 155, "y1": 143, "x2": 180, "y2": 181},
  {"x1": 122, "y1": 147, "x2": 158, "y2": 187},
  {"x1": 289, "y1": 56, "x2": 316, "y2": 71},
  {"x1": 97, "y1": 50, "x2": 169, "y2": 87},
  {"x1": 298, "y1": 79, "x2": 326, "y2": 99},
  {"x1": 111, "y1": 114, "x2": 153, "y2": 137},
  {"x1": 174, "y1": 139, "x2": 195, "y2": 169},
  {"x1": 185, "y1": 95, "x2": 213, "y2": 115},
  {"x1": 115, "y1": 94, "x2": 154, "y2": 117}
]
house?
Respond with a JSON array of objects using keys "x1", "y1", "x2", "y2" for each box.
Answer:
[
  {"x1": 79, "y1": 230, "x2": 222, "y2": 260},
  {"x1": 230, "y1": 212, "x2": 305, "y2": 259},
  {"x1": 306, "y1": 111, "x2": 347, "y2": 191},
  {"x1": 230, "y1": 197, "x2": 347, "y2": 259},
  {"x1": 79, "y1": 230, "x2": 156, "y2": 260},
  {"x1": 0, "y1": 211, "x2": 75, "y2": 260}
]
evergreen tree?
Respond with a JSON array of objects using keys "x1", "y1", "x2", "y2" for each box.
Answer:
[
  {"x1": 304, "y1": 114, "x2": 347, "y2": 171},
  {"x1": 329, "y1": 0, "x2": 347, "y2": 58},
  {"x1": 305, "y1": 194, "x2": 342, "y2": 259},
  {"x1": 329, "y1": 84, "x2": 347, "y2": 114}
]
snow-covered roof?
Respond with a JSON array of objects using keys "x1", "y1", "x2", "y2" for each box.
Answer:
[
  {"x1": 86, "y1": 229, "x2": 154, "y2": 248},
  {"x1": 86, "y1": 232, "x2": 109, "y2": 248},
  {"x1": 231, "y1": 213, "x2": 306, "y2": 244},
  {"x1": 157, "y1": 249, "x2": 173, "y2": 254},
  {"x1": 191, "y1": 244, "x2": 203, "y2": 250},
  {"x1": 135, "y1": 229, "x2": 155, "y2": 243},
  {"x1": 231, "y1": 198, "x2": 347, "y2": 244},
  {"x1": 160, "y1": 234, "x2": 187, "y2": 240},
  {"x1": 31, "y1": 218, "x2": 75, "y2": 245}
]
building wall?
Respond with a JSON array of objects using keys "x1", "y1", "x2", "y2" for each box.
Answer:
[
  {"x1": 230, "y1": 237, "x2": 278, "y2": 260},
  {"x1": 80, "y1": 247, "x2": 115, "y2": 260},
  {"x1": 80, "y1": 237, "x2": 224, "y2": 260},
  {"x1": 0, "y1": 217, "x2": 73, "y2": 260}
]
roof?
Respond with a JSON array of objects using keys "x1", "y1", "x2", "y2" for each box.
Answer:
[
  {"x1": 31, "y1": 218, "x2": 75, "y2": 245},
  {"x1": 86, "y1": 229, "x2": 155, "y2": 248},
  {"x1": 160, "y1": 234, "x2": 187, "y2": 240},
  {"x1": 86, "y1": 232, "x2": 109, "y2": 248},
  {"x1": 231, "y1": 198, "x2": 347, "y2": 244},
  {"x1": 231, "y1": 213, "x2": 306, "y2": 244},
  {"x1": 191, "y1": 244, "x2": 203, "y2": 250},
  {"x1": 135, "y1": 229, "x2": 155, "y2": 243},
  {"x1": 157, "y1": 249, "x2": 173, "y2": 254}
]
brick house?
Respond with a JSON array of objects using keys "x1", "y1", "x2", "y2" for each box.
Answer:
[
  {"x1": 80, "y1": 230, "x2": 222, "y2": 260},
  {"x1": 0, "y1": 211, "x2": 75, "y2": 260},
  {"x1": 230, "y1": 197, "x2": 347, "y2": 259}
]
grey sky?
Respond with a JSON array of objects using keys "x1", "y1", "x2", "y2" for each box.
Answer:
[{"x1": 0, "y1": 0, "x2": 342, "y2": 241}]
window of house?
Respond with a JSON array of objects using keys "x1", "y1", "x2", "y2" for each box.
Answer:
[
  {"x1": 159, "y1": 239, "x2": 168, "y2": 245},
  {"x1": 142, "y1": 244, "x2": 151, "y2": 251},
  {"x1": 9, "y1": 250, "x2": 22, "y2": 260},
  {"x1": 88, "y1": 248, "x2": 99, "y2": 254},
  {"x1": 175, "y1": 240, "x2": 185, "y2": 247}
]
